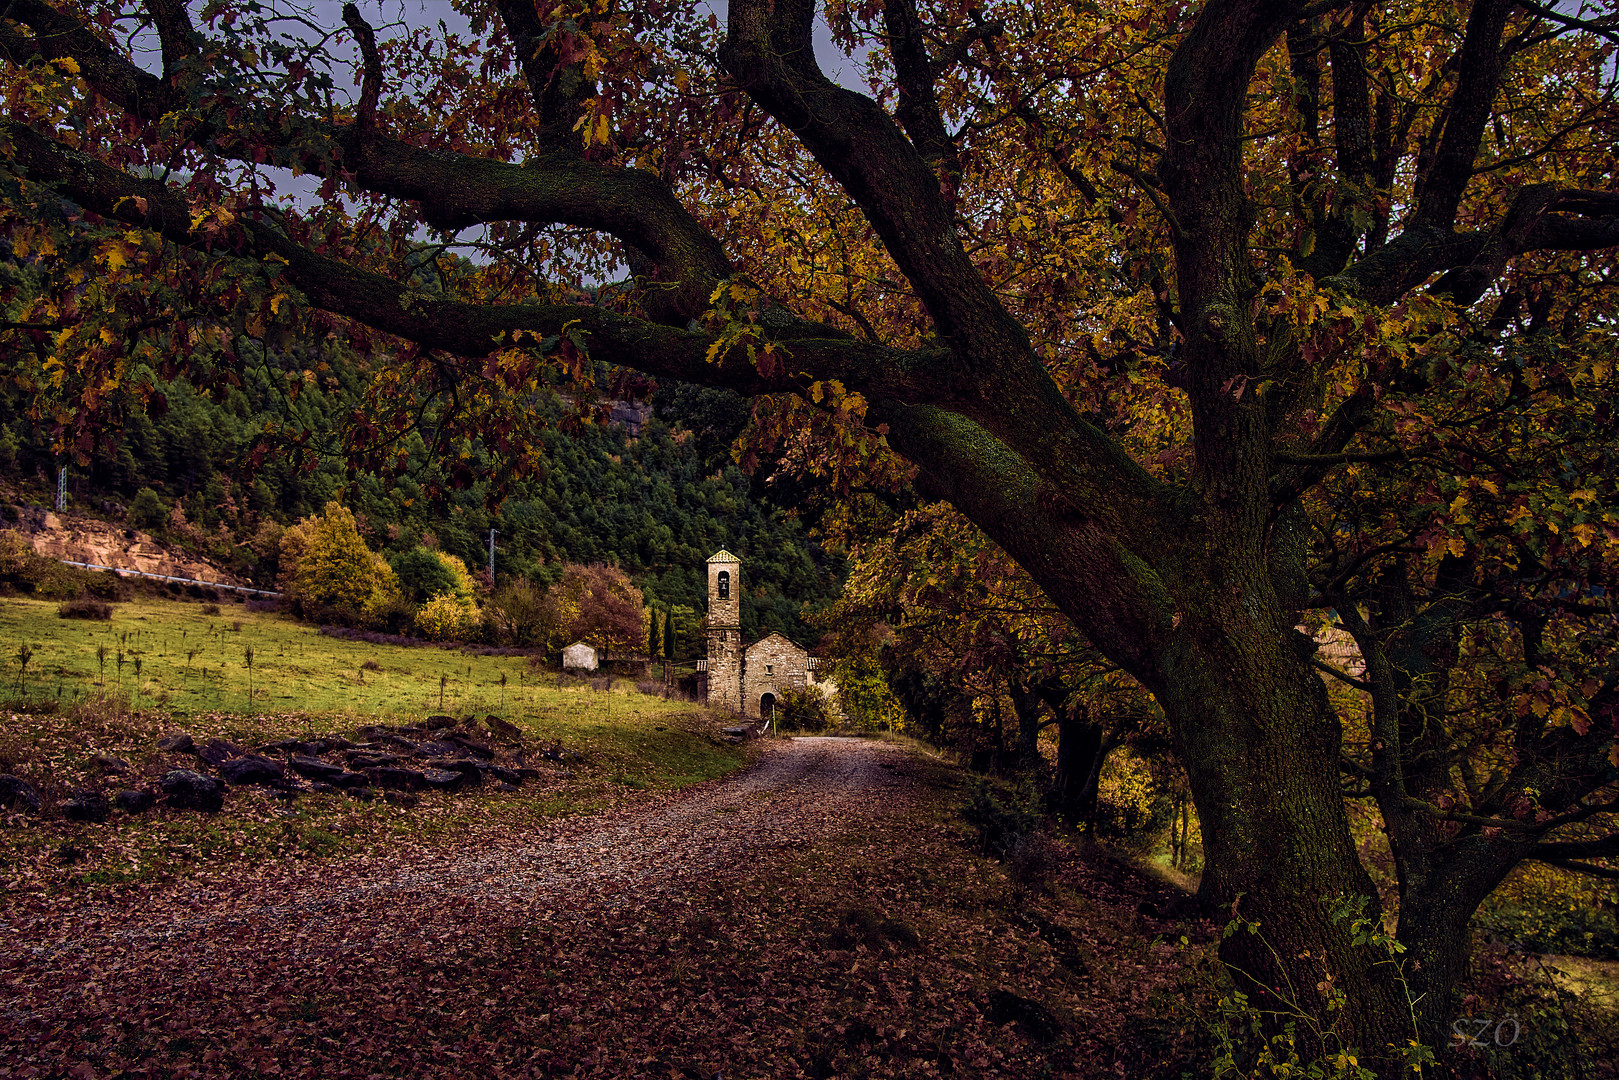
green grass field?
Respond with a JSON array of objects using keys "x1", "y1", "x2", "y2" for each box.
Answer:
[
  {"x1": 0, "y1": 595, "x2": 748, "y2": 891},
  {"x1": 6, "y1": 595, "x2": 611, "y2": 718}
]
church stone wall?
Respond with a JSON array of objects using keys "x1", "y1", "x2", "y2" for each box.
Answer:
[
  {"x1": 741, "y1": 633, "x2": 809, "y2": 718},
  {"x1": 706, "y1": 629, "x2": 743, "y2": 713}
]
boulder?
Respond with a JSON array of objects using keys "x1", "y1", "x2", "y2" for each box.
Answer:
[
  {"x1": 515, "y1": 767, "x2": 542, "y2": 781},
  {"x1": 161, "y1": 769, "x2": 225, "y2": 812},
  {"x1": 444, "y1": 734, "x2": 495, "y2": 759},
  {"x1": 436, "y1": 759, "x2": 485, "y2": 782},
  {"x1": 415, "y1": 741, "x2": 459, "y2": 759},
  {"x1": 196, "y1": 739, "x2": 242, "y2": 767},
  {"x1": 372, "y1": 767, "x2": 426, "y2": 791},
  {"x1": 0, "y1": 775, "x2": 42, "y2": 812},
  {"x1": 491, "y1": 780, "x2": 519, "y2": 793},
  {"x1": 90, "y1": 752, "x2": 130, "y2": 773},
  {"x1": 330, "y1": 770, "x2": 371, "y2": 789},
  {"x1": 61, "y1": 789, "x2": 110, "y2": 822},
  {"x1": 488, "y1": 766, "x2": 524, "y2": 786},
  {"x1": 346, "y1": 787, "x2": 375, "y2": 801},
  {"x1": 347, "y1": 752, "x2": 404, "y2": 769},
  {"x1": 484, "y1": 716, "x2": 524, "y2": 743},
  {"x1": 423, "y1": 715, "x2": 456, "y2": 730},
  {"x1": 114, "y1": 789, "x2": 155, "y2": 814},
  {"x1": 288, "y1": 755, "x2": 345, "y2": 782},
  {"x1": 218, "y1": 755, "x2": 286, "y2": 786},
  {"x1": 157, "y1": 732, "x2": 195, "y2": 753},
  {"x1": 420, "y1": 768, "x2": 468, "y2": 791}
]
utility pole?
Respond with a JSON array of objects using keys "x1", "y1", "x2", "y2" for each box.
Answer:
[
  {"x1": 56, "y1": 466, "x2": 66, "y2": 513},
  {"x1": 487, "y1": 527, "x2": 496, "y2": 584}
]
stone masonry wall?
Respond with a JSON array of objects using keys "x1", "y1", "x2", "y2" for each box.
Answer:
[{"x1": 741, "y1": 633, "x2": 809, "y2": 719}]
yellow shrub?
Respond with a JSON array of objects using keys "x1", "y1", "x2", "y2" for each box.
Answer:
[{"x1": 415, "y1": 592, "x2": 479, "y2": 641}]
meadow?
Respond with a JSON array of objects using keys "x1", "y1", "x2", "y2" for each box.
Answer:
[
  {"x1": 7, "y1": 595, "x2": 613, "y2": 718},
  {"x1": 0, "y1": 594, "x2": 748, "y2": 891}
]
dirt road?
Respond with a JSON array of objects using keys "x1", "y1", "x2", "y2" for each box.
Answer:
[
  {"x1": 1, "y1": 736, "x2": 1192, "y2": 1079},
  {"x1": 1, "y1": 737, "x2": 939, "y2": 1078},
  {"x1": 15, "y1": 736, "x2": 910, "y2": 952}
]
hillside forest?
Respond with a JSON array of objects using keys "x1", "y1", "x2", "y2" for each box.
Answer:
[{"x1": 0, "y1": 358, "x2": 842, "y2": 654}]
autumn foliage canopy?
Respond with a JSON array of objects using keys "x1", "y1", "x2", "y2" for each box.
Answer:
[{"x1": 3, "y1": 0, "x2": 1618, "y2": 1061}]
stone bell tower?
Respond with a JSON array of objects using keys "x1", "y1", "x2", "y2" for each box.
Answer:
[{"x1": 705, "y1": 549, "x2": 742, "y2": 712}]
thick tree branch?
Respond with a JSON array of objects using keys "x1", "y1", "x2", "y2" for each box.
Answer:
[
  {"x1": 883, "y1": 0, "x2": 960, "y2": 183},
  {"x1": 1332, "y1": 186, "x2": 1619, "y2": 306},
  {"x1": 2, "y1": 0, "x2": 729, "y2": 324},
  {"x1": 492, "y1": 0, "x2": 595, "y2": 148},
  {"x1": 1, "y1": 0, "x2": 169, "y2": 119},
  {"x1": 873, "y1": 401, "x2": 1182, "y2": 678},
  {"x1": 719, "y1": 0, "x2": 1169, "y2": 521},
  {"x1": 141, "y1": 0, "x2": 195, "y2": 78},
  {"x1": 0, "y1": 119, "x2": 923, "y2": 398},
  {"x1": 1529, "y1": 858, "x2": 1619, "y2": 879},
  {"x1": 1529, "y1": 832, "x2": 1619, "y2": 862},
  {"x1": 1429, "y1": 183, "x2": 1559, "y2": 304},
  {"x1": 1410, "y1": 0, "x2": 1515, "y2": 229}
]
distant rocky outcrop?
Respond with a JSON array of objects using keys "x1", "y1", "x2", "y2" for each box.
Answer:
[{"x1": 14, "y1": 509, "x2": 248, "y2": 588}]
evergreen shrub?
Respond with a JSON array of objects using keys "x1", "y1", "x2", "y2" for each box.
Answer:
[
  {"x1": 127, "y1": 487, "x2": 166, "y2": 532},
  {"x1": 58, "y1": 598, "x2": 113, "y2": 620}
]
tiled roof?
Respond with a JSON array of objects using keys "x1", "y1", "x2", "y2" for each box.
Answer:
[{"x1": 707, "y1": 549, "x2": 740, "y2": 563}]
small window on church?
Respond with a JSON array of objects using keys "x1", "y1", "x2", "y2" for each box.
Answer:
[
  {"x1": 766, "y1": 663, "x2": 774, "y2": 675},
  {"x1": 717, "y1": 570, "x2": 730, "y2": 600}
]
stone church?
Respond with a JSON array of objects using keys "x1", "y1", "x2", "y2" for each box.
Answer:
[{"x1": 701, "y1": 549, "x2": 822, "y2": 719}]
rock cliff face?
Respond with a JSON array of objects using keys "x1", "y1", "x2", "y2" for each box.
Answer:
[{"x1": 12, "y1": 508, "x2": 246, "y2": 587}]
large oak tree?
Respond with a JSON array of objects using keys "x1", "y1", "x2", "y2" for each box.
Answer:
[{"x1": 4, "y1": 0, "x2": 1618, "y2": 1060}]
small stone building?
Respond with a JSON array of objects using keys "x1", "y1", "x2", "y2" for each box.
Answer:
[
  {"x1": 561, "y1": 641, "x2": 598, "y2": 671},
  {"x1": 702, "y1": 550, "x2": 822, "y2": 719}
]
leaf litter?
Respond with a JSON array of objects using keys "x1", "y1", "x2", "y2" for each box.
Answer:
[{"x1": 0, "y1": 737, "x2": 1206, "y2": 1078}]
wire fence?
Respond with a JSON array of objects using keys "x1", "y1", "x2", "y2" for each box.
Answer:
[{"x1": 58, "y1": 560, "x2": 283, "y2": 598}]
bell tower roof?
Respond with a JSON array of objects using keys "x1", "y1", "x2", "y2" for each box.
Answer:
[{"x1": 707, "y1": 549, "x2": 740, "y2": 563}]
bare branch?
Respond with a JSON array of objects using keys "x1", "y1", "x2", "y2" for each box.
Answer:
[{"x1": 340, "y1": 3, "x2": 381, "y2": 133}]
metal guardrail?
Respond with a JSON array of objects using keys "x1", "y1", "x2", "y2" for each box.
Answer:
[{"x1": 58, "y1": 560, "x2": 283, "y2": 598}]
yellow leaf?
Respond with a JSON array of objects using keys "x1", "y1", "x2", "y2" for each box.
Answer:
[
  {"x1": 269, "y1": 293, "x2": 288, "y2": 316},
  {"x1": 1446, "y1": 536, "x2": 1466, "y2": 557},
  {"x1": 99, "y1": 327, "x2": 116, "y2": 345}
]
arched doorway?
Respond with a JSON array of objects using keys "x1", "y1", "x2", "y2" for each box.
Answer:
[{"x1": 760, "y1": 692, "x2": 776, "y2": 721}]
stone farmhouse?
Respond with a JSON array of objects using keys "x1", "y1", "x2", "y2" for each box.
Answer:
[{"x1": 698, "y1": 549, "x2": 824, "y2": 719}]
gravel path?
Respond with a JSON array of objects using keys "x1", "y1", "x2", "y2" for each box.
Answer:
[
  {"x1": 2, "y1": 736, "x2": 916, "y2": 1013},
  {"x1": 0, "y1": 735, "x2": 1197, "y2": 1079}
]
